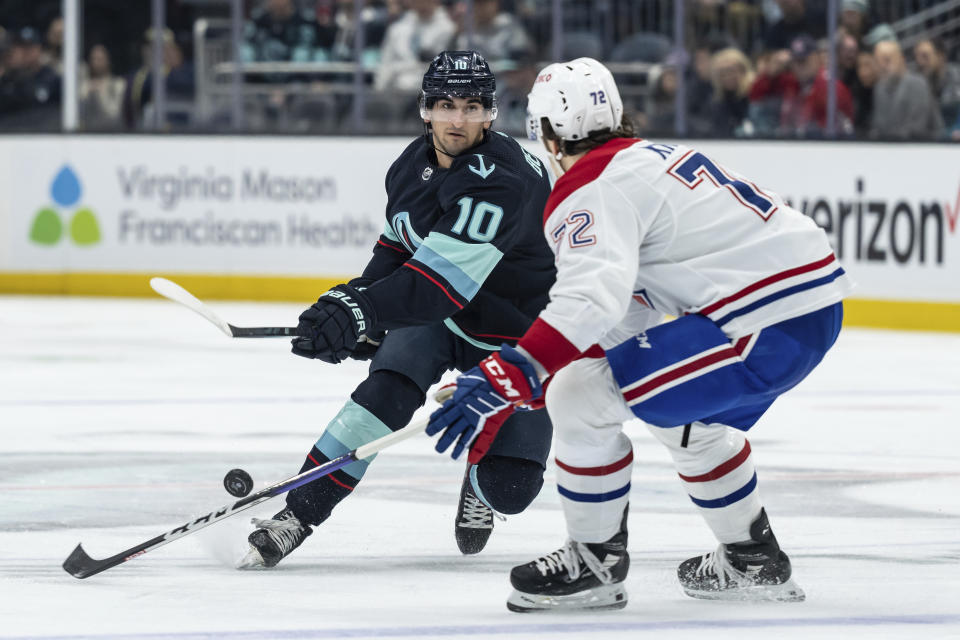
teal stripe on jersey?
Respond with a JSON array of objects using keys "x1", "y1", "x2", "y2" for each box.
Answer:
[
  {"x1": 413, "y1": 233, "x2": 503, "y2": 301},
  {"x1": 382, "y1": 219, "x2": 401, "y2": 243},
  {"x1": 314, "y1": 400, "x2": 393, "y2": 480},
  {"x1": 443, "y1": 318, "x2": 501, "y2": 351}
]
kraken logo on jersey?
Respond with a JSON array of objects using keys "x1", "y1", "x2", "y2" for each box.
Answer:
[
  {"x1": 468, "y1": 155, "x2": 496, "y2": 180},
  {"x1": 390, "y1": 211, "x2": 425, "y2": 253},
  {"x1": 421, "y1": 167, "x2": 434, "y2": 181}
]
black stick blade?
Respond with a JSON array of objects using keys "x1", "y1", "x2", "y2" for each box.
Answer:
[
  {"x1": 63, "y1": 543, "x2": 100, "y2": 579},
  {"x1": 227, "y1": 325, "x2": 298, "y2": 338}
]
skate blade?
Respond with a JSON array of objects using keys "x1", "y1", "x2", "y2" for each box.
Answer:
[
  {"x1": 506, "y1": 584, "x2": 628, "y2": 613},
  {"x1": 235, "y1": 546, "x2": 267, "y2": 570},
  {"x1": 682, "y1": 577, "x2": 806, "y2": 603}
]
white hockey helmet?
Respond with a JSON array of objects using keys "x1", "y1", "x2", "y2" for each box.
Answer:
[{"x1": 526, "y1": 57, "x2": 624, "y2": 145}]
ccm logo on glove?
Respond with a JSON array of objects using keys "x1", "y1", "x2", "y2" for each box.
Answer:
[{"x1": 481, "y1": 358, "x2": 522, "y2": 399}]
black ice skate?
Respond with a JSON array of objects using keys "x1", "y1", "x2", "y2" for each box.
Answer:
[
  {"x1": 677, "y1": 508, "x2": 805, "y2": 602},
  {"x1": 507, "y1": 508, "x2": 629, "y2": 612},
  {"x1": 454, "y1": 466, "x2": 498, "y2": 555},
  {"x1": 237, "y1": 507, "x2": 313, "y2": 569}
]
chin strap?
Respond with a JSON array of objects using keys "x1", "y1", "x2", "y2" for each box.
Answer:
[
  {"x1": 422, "y1": 123, "x2": 457, "y2": 160},
  {"x1": 422, "y1": 124, "x2": 488, "y2": 161},
  {"x1": 547, "y1": 152, "x2": 565, "y2": 178}
]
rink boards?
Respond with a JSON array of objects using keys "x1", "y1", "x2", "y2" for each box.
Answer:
[{"x1": 0, "y1": 135, "x2": 957, "y2": 332}]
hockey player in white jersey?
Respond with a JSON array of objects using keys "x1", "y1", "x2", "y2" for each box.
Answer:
[{"x1": 425, "y1": 57, "x2": 854, "y2": 611}]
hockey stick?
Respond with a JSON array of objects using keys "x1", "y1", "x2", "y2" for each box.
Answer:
[
  {"x1": 62, "y1": 412, "x2": 438, "y2": 579},
  {"x1": 149, "y1": 277, "x2": 298, "y2": 338}
]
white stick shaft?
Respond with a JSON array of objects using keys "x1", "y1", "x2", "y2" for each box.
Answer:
[
  {"x1": 354, "y1": 418, "x2": 429, "y2": 460},
  {"x1": 150, "y1": 277, "x2": 233, "y2": 337}
]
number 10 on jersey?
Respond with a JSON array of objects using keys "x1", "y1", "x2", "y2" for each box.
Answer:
[{"x1": 453, "y1": 197, "x2": 503, "y2": 242}]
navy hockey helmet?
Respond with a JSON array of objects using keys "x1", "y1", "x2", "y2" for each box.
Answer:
[{"x1": 420, "y1": 50, "x2": 498, "y2": 120}]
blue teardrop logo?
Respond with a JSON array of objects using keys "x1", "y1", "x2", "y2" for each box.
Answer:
[{"x1": 51, "y1": 165, "x2": 81, "y2": 207}]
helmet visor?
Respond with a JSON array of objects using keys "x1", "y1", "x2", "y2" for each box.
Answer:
[{"x1": 421, "y1": 98, "x2": 497, "y2": 123}]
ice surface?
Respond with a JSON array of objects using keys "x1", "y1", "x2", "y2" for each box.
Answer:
[{"x1": 1, "y1": 296, "x2": 958, "y2": 639}]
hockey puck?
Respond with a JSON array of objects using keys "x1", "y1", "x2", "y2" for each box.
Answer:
[{"x1": 224, "y1": 468, "x2": 254, "y2": 497}]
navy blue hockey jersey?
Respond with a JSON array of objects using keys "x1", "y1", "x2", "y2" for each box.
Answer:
[{"x1": 359, "y1": 131, "x2": 555, "y2": 348}]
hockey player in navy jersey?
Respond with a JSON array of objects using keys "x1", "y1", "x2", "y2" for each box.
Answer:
[
  {"x1": 239, "y1": 51, "x2": 557, "y2": 568},
  {"x1": 427, "y1": 58, "x2": 853, "y2": 611}
]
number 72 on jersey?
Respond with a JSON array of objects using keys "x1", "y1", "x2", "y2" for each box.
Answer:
[{"x1": 667, "y1": 150, "x2": 778, "y2": 221}]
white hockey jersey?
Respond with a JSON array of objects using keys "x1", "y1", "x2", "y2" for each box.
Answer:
[{"x1": 529, "y1": 137, "x2": 853, "y2": 358}]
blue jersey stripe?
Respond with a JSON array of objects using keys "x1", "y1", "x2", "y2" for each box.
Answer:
[
  {"x1": 715, "y1": 268, "x2": 846, "y2": 327},
  {"x1": 557, "y1": 482, "x2": 631, "y2": 503},
  {"x1": 412, "y1": 233, "x2": 503, "y2": 302},
  {"x1": 412, "y1": 245, "x2": 482, "y2": 301},
  {"x1": 688, "y1": 472, "x2": 758, "y2": 508}
]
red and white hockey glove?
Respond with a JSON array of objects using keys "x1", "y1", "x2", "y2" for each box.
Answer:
[{"x1": 426, "y1": 345, "x2": 543, "y2": 464}]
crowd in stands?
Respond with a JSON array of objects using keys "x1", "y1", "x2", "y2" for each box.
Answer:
[
  {"x1": 0, "y1": 6, "x2": 196, "y2": 132},
  {"x1": 1, "y1": 0, "x2": 959, "y2": 140}
]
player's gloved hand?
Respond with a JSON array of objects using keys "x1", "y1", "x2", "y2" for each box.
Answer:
[
  {"x1": 291, "y1": 284, "x2": 377, "y2": 364},
  {"x1": 342, "y1": 277, "x2": 383, "y2": 361},
  {"x1": 426, "y1": 345, "x2": 542, "y2": 464},
  {"x1": 350, "y1": 330, "x2": 385, "y2": 361}
]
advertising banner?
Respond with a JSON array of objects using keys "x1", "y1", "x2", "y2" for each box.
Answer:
[
  {"x1": 1, "y1": 135, "x2": 407, "y2": 278},
  {"x1": 1, "y1": 136, "x2": 957, "y2": 324}
]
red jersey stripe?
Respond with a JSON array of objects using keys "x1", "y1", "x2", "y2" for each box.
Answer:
[
  {"x1": 698, "y1": 254, "x2": 836, "y2": 317},
  {"x1": 623, "y1": 346, "x2": 739, "y2": 402},
  {"x1": 543, "y1": 138, "x2": 642, "y2": 223},
  {"x1": 402, "y1": 263, "x2": 464, "y2": 309},
  {"x1": 377, "y1": 239, "x2": 408, "y2": 254},
  {"x1": 555, "y1": 450, "x2": 634, "y2": 476},
  {"x1": 678, "y1": 441, "x2": 752, "y2": 483}
]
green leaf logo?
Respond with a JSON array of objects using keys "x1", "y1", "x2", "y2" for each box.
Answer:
[
  {"x1": 70, "y1": 208, "x2": 101, "y2": 246},
  {"x1": 29, "y1": 208, "x2": 63, "y2": 245}
]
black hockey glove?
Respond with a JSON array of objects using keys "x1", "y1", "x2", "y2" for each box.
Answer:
[
  {"x1": 291, "y1": 284, "x2": 377, "y2": 364},
  {"x1": 349, "y1": 330, "x2": 386, "y2": 361},
  {"x1": 344, "y1": 277, "x2": 384, "y2": 362}
]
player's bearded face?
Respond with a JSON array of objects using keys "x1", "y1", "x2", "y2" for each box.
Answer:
[{"x1": 426, "y1": 97, "x2": 491, "y2": 157}]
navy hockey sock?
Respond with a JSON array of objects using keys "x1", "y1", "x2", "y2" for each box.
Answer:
[{"x1": 286, "y1": 371, "x2": 426, "y2": 525}]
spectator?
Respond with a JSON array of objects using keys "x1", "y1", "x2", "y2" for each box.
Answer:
[
  {"x1": 763, "y1": 0, "x2": 826, "y2": 51},
  {"x1": 79, "y1": 44, "x2": 124, "y2": 130},
  {"x1": 749, "y1": 48, "x2": 797, "y2": 136},
  {"x1": 44, "y1": 15, "x2": 63, "y2": 73},
  {"x1": 781, "y1": 35, "x2": 854, "y2": 137},
  {"x1": 0, "y1": 26, "x2": 8, "y2": 75},
  {"x1": 836, "y1": 28, "x2": 860, "y2": 89},
  {"x1": 325, "y1": 0, "x2": 391, "y2": 64},
  {"x1": 852, "y1": 49, "x2": 877, "y2": 136},
  {"x1": 709, "y1": 47, "x2": 754, "y2": 137},
  {"x1": 862, "y1": 23, "x2": 896, "y2": 49},
  {"x1": 839, "y1": 0, "x2": 870, "y2": 42},
  {"x1": 122, "y1": 28, "x2": 194, "y2": 129},
  {"x1": 871, "y1": 39, "x2": 942, "y2": 139},
  {"x1": 644, "y1": 65, "x2": 679, "y2": 136},
  {"x1": 375, "y1": 0, "x2": 455, "y2": 91},
  {"x1": 242, "y1": 0, "x2": 321, "y2": 63},
  {"x1": 686, "y1": 45, "x2": 716, "y2": 133},
  {"x1": 493, "y1": 55, "x2": 538, "y2": 135},
  {"x1": 913, "y1": 37, "x2": 960, "y2": 132},
  {"x1": 0, "y1": 26, "x2": 61, "y2": 130},
  {"x1": 451, "y1": 0, "x2": 533, "y2": 63}
]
